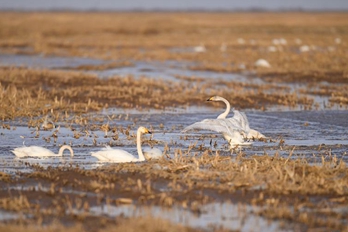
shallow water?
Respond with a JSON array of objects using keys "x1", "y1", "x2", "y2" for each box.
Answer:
[
  {"x1": 1, "y1": 54, "x2": 347, "y2": 231},
  {"x1": 0, "y1": 53, "x2": 105, "y2": 69},
  {"x1": 0, "y1": 53, "x2": 347, "y2": 169},
  {"x1": 0, "y1": 210, "x2": 19, "y2": 221},
  {"x1": 1, "y1": 110, "x2": 347, "y2": 175},
  {"x1": 92, "y1": 60, "x2": 252, "y2": 83},
  {"x1": 1, "y1": 53, "x2": 344, "y2": 111},
  {"x1": 0, "y1": 182, "x2": 288, "y2": 231},
  {"x1": 86, "y1": 203, "x2": 282, "y2": 231}
]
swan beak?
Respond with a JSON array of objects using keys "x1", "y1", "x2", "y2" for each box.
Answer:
[
  {"x1": 207, "y1": 97, "x2": 212, "y2": 101},
  {"x1": 148, "y1": 130, "x2": 152, "y2": 134}
]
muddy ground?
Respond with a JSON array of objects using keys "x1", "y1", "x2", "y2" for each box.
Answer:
[{"x1": 0, "y1": 12, "x2": 348, "y2": 231}]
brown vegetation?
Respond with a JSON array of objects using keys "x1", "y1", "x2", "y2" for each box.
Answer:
[
  {"x1": 0, "y1": 12, "x2": 347, "y2": 80},
  {"x1": 0, "y1": 67, "x2": 319, "y2": 120},
  {"x1": 0, "y1": 12, "x2": 348, "y2": 231},
  {"x1": 0, "y1": 153, "x2": 347, "y2": 230}
]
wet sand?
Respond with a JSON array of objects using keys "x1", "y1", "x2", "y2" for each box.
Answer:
[{"x1": 0, "y1": 12, "x2": 348, "y2": 231}]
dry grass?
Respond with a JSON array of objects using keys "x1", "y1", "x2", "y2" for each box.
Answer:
[
  {"x1": 0, "y1": 12, "x2": 348, "y2": 231},
  {"x1": 0, "y1": 171, "x2": 11, "y2": 182},
  {"x1": 0, "y1": 12, "x2": 347, "y2": 114},
  {"x1": 0, "y1": 12, "x2": 347, "y2": 79},
  {"x1": 0, "y1": 67, "x2": 317, "y2": 120},
  {"x1": 0, "y1": 152, "x2": 346, "y2": 230},
  {"x1": 0, "y1": 217, "x2": 198, "y2": 232}
]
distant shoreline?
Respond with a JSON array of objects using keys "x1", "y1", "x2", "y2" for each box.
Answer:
[{"x1": 0, "y1": 8, "x2": 347, "y2": 13}]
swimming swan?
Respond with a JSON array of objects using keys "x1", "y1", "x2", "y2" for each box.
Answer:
[
  {"x1": 11, "y1": 145, "x2": 74, "y2": 158},
  {"x1": 207, "y1": 96, "x2": 266, "y2": 139},
  {"x1": 91, "y1": 126, "x2": 151, "y2": 162}
]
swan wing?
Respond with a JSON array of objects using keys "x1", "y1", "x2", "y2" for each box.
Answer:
[
  {"x1": 182, "y1": 119, "x2": 244, "y2": 135},
  {"x1": 231, "y1": 110, "x2": 251, "y2": 133},
  {"x1": 91, "y1": 149, "x2": 137, "y2": 162}
]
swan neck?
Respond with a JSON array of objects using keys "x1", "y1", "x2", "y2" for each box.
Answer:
[
  {"x1": 136, "y1": 130, "x2": 145, "y2": 161},
  {"x1": 217, "y1": 97, "x2": 231, "y2": 119},
  {"x1": 58, "y1": 145, "x2": 74, "y2": 157}
]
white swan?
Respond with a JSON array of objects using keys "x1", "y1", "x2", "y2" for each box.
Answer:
[
  {"x1": 91, "y1": 126, "x2": 151, "y2": 163},
  {"x1": 182, "y1": 95, "x2": 250, "y2": 147},
  {"x1": 11, "y1": 145, "x2": 74, "y2": 158},
  {"x1": 182, "y1": 96, "x2": 266, "y2": 148},
  {"x1": 207, "y1": 96, "x2": 266, "y2": 139}
]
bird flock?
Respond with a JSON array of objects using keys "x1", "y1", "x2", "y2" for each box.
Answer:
[{"x1": 11, "y1": 96, "x2": 266, "y2": 163}]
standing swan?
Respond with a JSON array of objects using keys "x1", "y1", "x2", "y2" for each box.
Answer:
[
  {"x1": 182, "y1": 96, "x2": 251, "y2": 147},
  {"x1": 207, "y1": 96, "x2": 266, "y2": 139},
  {"x1": 91, "y1": 126, "x2": 151, "y2": 162},
  {"x1": 11, "y1": 145, "x2": 74, "y2": 158}
]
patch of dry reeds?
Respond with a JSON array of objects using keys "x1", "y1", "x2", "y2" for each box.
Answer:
[
  {"x1": 1, "y1": 151, "x2": 344, "y2": 230},
  {"x1": 0, "y1": 67, "x2": 318, "y2": 120}
]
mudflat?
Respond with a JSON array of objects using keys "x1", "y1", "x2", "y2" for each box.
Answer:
[{"x1": 0, "y1": 12, "x2": 347, "y2": 231}]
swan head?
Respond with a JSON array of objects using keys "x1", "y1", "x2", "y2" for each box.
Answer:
[
  {"x1": 138, "y1": 126, "x2": 152, "y2": 134},
  {"x1": 207, "y1": 96, "x2": 224, "y2": 102}
]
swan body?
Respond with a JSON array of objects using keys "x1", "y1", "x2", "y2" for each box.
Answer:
[
  {"x1": 299, "y1": 45, "x2": 310, "y2": 53},
  {"x1": 207, "y1": 96, "x2": 266, "y2": 139},
  {"x1": 255, "y1": 59, "x2": 271, "y2": 68},
  {"x1": 144, "y1": 147, "x2": 163, "y2": 160},
  {"x1": 237, "y1": 38, "x2": 245, "y2": 44},
  {"x1": 268, "y1": 46, "x2": 277, "y2": 52},
  {"x1": 11, "y1": 145, "x2": 74, "y2": 158},
  {"x1": 194, "y1": 44, "x2": 206, "y2": 53},
  {"x1": 91, "y1": 126, "x2": 150, "y2": 163}
]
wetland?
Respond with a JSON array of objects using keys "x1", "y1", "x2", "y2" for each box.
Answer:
[{"x1": 0, "y1": 12, "x2": 348, "y2": 231}]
